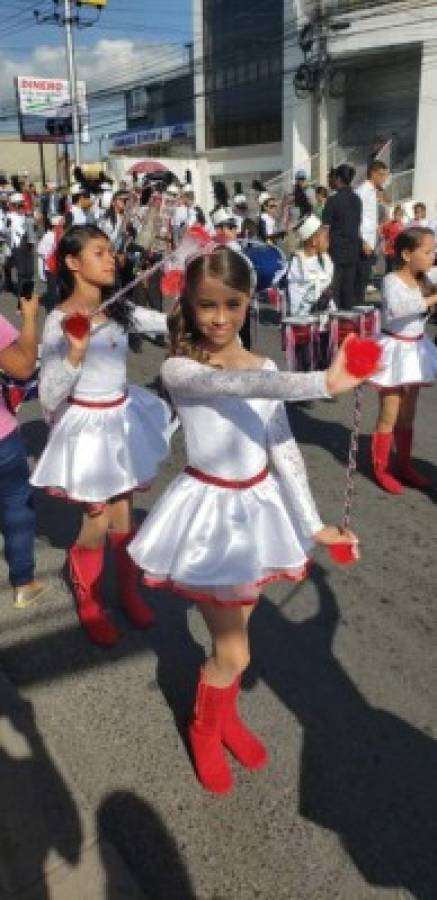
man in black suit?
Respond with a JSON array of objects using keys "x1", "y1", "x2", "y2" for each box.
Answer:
[{"x1": 322, "y1": 164, "x2": 362, "y2": 310}]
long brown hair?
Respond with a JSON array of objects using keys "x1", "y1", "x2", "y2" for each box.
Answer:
[
  {"x1": 167, "y1": 245, "x2": 252, "y2": 361},
  {"x1": 393, "y1": 227, "x2": 436, "y2": 297}
]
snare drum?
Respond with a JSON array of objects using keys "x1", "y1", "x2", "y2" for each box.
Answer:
[
  {"x1": 242, "y1": 240, "x2": 286, "y2": 291},
  {"x1": 329, "y1": 310, "x2": 360, "y2": 359},
  {"x1": 352, "y1": 304, "x2": 380, "y2": 338},
  {"x1": 281, "y1": 315, "x2": 320, "y2": 371}
]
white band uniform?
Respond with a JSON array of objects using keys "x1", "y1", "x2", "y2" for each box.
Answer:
[
  {"x1": 369, "y1": 273, "x2": 437, "y2": 389},
  {"x1": 30, "y1": 307, "x2": 174, "y2": 503},
  {"x1": 128, "y1": 357, "x2": 331, "y2": 606}
]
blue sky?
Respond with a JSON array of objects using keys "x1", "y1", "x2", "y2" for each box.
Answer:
[{"x1": 0, "y1": 0, "x2": 193, "y2": 157}]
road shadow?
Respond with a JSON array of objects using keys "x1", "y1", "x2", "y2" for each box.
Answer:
[
  {"x1": 98, "y1": 791, "x2": 196, "y2": 900},
  {"x1": 147, "y1": 589, "x2": 205, "y2": 731},
  {"x1": 249, "y1": 566, "x2": 437, "y2": 900},
  {"x1": 0, "y1": 685, "x2": 82, "y2": 899}
]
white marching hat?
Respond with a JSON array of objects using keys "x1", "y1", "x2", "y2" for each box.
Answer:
[
  {"x1": 258, "y1": 190, "x2": 272, "y2": 206},
  {"x1": 167, "y1": 183, "x2": 180, "y2": 195},
  {"x1": 10, "y1": 192, "x2": 24, "y2": 204},
  {"x1": 181, "y1": 183, "x2": 194, "y2": 194},
  {"x1": 233, "y1": 193, "x2": 247, "y2": 207},
  {"x1": 296, "y1": 214, "x2": 323, "y2": 242},
  {"x1": 212, "y1": 207, "x2": 237, "y2": 228}
]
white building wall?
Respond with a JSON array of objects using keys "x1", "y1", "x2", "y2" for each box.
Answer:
[
  {"x1": 414, "y1": 40, "x2": 437, "y2": 215},
  {"x1": 328, "y1": 2, "x2": 437, "y2": 206}
]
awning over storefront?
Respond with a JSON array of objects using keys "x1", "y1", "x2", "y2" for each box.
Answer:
[{"x1": 127, "y1": 160, "x2": 169, "y2": 175}]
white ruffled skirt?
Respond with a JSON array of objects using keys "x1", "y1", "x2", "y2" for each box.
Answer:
[
  {"x1": 30, "y1": 386, "x2": 173, "y2": 503},
  {"x1": 369, "y1": 333, "x2": 437, "y2": 389},
  {"x1": 128, "y1": 469, "x2": 312, "y2": 606}
]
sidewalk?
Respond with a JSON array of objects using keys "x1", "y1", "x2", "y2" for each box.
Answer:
[{"x1": 0, "y1": 667, "x2": 146, "y2": 900}]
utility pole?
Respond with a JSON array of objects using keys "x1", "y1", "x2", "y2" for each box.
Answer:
[
  {"x1": 35, "y1": 0, "x2": 103, "y2": 170},
  {"x1": 317, "y1": 0, "x2": 329, "y2": 186},
  {"x1": 64, "y1": 0, "x2": 81, "y2": 167}
]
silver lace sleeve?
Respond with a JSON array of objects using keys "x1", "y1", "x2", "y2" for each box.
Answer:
[
  {"x1": 130, "y1": 305, "x2": 168, "y2": 335},
  {"x1": 38, "y1": 313, "x2": 82, "y2": 413},
  {"x1": 161, "y1": 356, "x2": 330, "y2": 402},
  {"x1": 267, "y1": 401, "x2": 324, "y2": 539}
]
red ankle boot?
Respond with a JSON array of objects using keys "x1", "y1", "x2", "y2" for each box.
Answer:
[
  {"x1": 108, "y1": 531, "x2": 155, "y2": 628},
  {"x1": 68, "y1": 544, "x2": 120, "y2": 647},
  {"x1": 222, "y1": 678, "x2": 268, "y2": 770},
  {"x1": 188, "y1": 677, "x2": 233, "y2": 795},
  {"x1": 371, "y1": 432, "x2": 404, "y2": 495},
  {"x1": 395, "y1": 428, "x2": 431, "y2": 490}
]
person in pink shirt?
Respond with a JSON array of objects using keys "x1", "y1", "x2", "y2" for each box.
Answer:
[{"x1": 0, "y1": 294, "x2": 47, "y2": 607}]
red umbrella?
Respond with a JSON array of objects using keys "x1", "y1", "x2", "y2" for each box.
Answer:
[{"x1": 127, "y1": 160, "x2": 169, "y2": 175}]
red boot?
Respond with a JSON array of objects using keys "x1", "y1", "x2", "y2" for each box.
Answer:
[
  {"x1": 108, "y1": 531, "x2": 155, "y2": 628},
  {"x1": 68, "y1": 544, "x2": 120, "y2": 647},
  {"x1": 395, "y1": 427, "x2": 431, "y2": 490},
  {"x1": 371, "y1": 432, "x2": 405, "y2": 495},
  {"x1": 222, "y1": 678, "x2": 268, "y2": 771},
  {"x1": 188, "y1": 676, "x2": 234, "y2": 795}
]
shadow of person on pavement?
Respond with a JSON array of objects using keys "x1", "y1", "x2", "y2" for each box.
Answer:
[
  {"x1": 0, "y1": 690, "x2": 82, "y2": 900},
  {"x1": 148, "y1": 589, "x2": 205, "y2": 732},
  {"x1": 98, "y1": 791, "x2": 197, "y2": 900},
  {"x1": 249, "y1": 565, "x2": 437, "y2": 900}
]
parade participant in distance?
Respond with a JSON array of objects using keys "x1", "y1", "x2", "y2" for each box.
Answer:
[
  {"x1": 369, "y1": 227, "x2": 437, "y2": 493},
  {"x1": 129, "y1": 242, "x2": 370, "y2": 796},
  {"x1": 31, "y1": 225, "x2": 172, "y2": 647},
  {"x1": 173, "y1": 184, "x2": 206, "y2": 244}
]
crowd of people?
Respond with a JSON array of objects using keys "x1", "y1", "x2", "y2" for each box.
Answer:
[{"x1": 0, "y1": 161, "x2": 436, "y2": 796}]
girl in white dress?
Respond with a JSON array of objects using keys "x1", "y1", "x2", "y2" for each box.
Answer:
[
  {"x1": 31, "y1": 225, "x2": 171, "y2": 646},
  {"x1": 129, "y1": 244, "x2": 364, "y2": 795},
  {"x1": 369, "y1": 227, "x2": 437, "y2": 494}
]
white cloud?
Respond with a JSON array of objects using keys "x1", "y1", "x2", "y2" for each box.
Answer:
[{"x1": 0, "y1": 38, "x2": 187, "y2": 108}]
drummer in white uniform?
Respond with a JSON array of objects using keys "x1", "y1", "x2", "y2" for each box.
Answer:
[{"x1": 275, "y1": 214, "x2": 334, "y2": 317}]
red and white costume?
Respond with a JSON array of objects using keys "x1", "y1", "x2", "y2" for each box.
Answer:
[
  {"x1": 369, "y1": 272, "x2": 437, "y2": 389},
  {"x1": 31, "y1": 307, "x2": 172, "y2": 504},
  {"x1": 129, "y1": 357, "x2": 330, "y2": 605}
]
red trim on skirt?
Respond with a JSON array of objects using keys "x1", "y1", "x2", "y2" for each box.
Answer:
[
  {"x1": 143, "y1": 563, "x2": 311, "y2": 607},
  {"x1": 184, "y1": 465, "x2": 269, "y2": 489},
  {"x1": 68, "y1": 393, "x2": 127, "y2": 409}
]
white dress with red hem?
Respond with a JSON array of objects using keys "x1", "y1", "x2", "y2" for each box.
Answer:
[
  {"x1": 30, "y1": 307, "x2": 173, "y2": 504},
  {"x1": 129, "y1": 356, "x2": 329, "y2": 605},
  {"x1": 369, "y1": 273, "x2": 437, "y2": 389}
]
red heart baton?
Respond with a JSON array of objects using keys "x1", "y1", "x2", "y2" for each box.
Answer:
[
  {"x1": 344, "y1": 335, "x2": 382, "y2": 379},
  {"x1": 63, "y1": 313, "x2": 91, "y2": 340},
  {"x1": 328, "y1": 542, "x2": 358, "y2": 566}
]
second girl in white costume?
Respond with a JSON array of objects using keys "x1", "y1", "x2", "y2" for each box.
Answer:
[
  {"x1": 369, "y1": 227, "x2": 437, "y2": 493},
  {"x1": 129, "y1": 244, "x2": 365, "y2": 796},
  {"x1": 31, "y1": 224, "x2": 171, "y2": 646}
]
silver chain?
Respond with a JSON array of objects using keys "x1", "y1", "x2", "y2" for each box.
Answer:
[{"x1": 342, "y1": 385, "x2": 363, "y2": 530}]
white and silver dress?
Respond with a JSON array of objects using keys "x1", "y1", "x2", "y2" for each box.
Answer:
[
  {"x1": 31, "y1": 307, "x2": 172, "y2": 504},
  {"x1": 129, "y1": 357, "x2": 330, "y2": 605}
]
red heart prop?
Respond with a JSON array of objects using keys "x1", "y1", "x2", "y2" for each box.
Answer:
[
  {"x1": 328, "y1": 542, "x2": 358, "y2": 566},
  {"x1": 161, "y1": 269, "x2": 185, "y2": 298},
  {"x1": 64, "y1": 313, "x2": 90, "y2": 340},
  {"x1": 344, "y1": 335, "x2": 382, "y2": 379}
]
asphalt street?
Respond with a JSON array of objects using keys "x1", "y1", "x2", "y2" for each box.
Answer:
[{"x1": 0, "y1": 293, "x2": 436, "y2": 900}]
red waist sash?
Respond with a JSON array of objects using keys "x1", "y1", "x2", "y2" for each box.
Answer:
[
  {"x1": 68, "y1": 393, "x2": 127, "y2": 409},
  {"x1": 184, "y1": 465, "x2": 269, "y2": 489}
]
